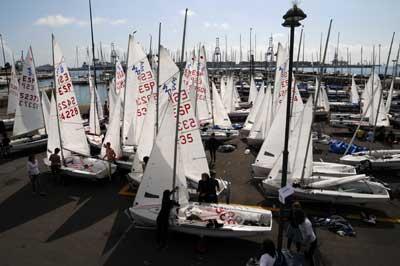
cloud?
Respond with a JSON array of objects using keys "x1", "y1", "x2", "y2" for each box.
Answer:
[
  {"x1": 34, "y1": 15, "x2": 127, "y2": 27},
  {"x1": 179, "y1": 9, "x2": 196, "y2": 16},
  {"x1": 34, "y1": 14, "x2": 81, "y2": 27},
  {"x1": 203, "y1": 21, "x2": 230, "y2": 30}
]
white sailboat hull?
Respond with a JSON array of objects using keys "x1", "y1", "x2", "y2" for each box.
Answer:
[
  {"x1": 128, "y1": 202, "x2": 272, "y2": 238},
  {"x1": 262, "y1": 177, "x2": 389, "y2": 204},
  {"x1": 10, "y1": 135, "x2": 47, "y2": 152},
  {"x1": 253, "y1": 161, "x2": 357, "y2": 178},
  {"x1": 122, "y1": 145, "x2": 136, "y2": 157},
  {"x1": 86, "y1": 134, "x2": 104, "y2": 149},
  {"x1": 44, "y1": 156, "x2": 116, "y2": 180},
  {"x1": 340, "y1": 150, "x2": 400, "y2": 170}
]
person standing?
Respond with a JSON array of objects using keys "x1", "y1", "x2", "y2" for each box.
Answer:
[
  {"x1": 197, "y1": 173, "x2": 209, "y2": 202},
  {"x1": 103, "y1": 142, "x2": 116, "y2": 162},
  {"x1": 295, "y1": 209, "x2": 317, "y2": 266},
  {"x1": 49, "y1": 148, "x2": 62, "y2": 184},
  {"x1": 156, "y1": 188, "x2": 179, "y2": 249},
  {"x1": 259, "y1": 238, "x2": 276, "y2": 266},
  {"x1": 27, "y1": 154, "x2": 45, "y2": 196},
  {"x1": 206, "y1": 133, "x2": 219, "y2": 164},
  {"x1": 286, "y1": 201, "x2": 303, "y2": 252},
  {"x1": 206, "y1": 171, "x2": 220, "y2": 204}
]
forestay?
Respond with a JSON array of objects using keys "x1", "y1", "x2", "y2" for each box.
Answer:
[
  {"x1": 13, "y1": 47, "x2": 44, "y2": 136},
  {"x1": 385, "y1": 79, "x2": 394, "y2": 113},
  {"x1": 88, "y1": 72, "x2": 101, "y2": 135},
  {"x1": 53, "y1": 37, "x2": 90, "y2": 156}
]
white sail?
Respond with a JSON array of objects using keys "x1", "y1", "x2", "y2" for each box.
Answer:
[
  {"x1": 243, "y1": 85, "x2": 265, "y2": 131},
  {"x1": 133, "y1": 100, "x2": 189, "y2": 209},
  {"x1": 314, "y1": 78, "x2": 330, "y2": 112},
  {"x1": 115, "y1": 59, "x2": 125, "y2": 95},
  {"x1": 123, "y1": 36, "x2": 156, "y2": 146},
  {"x1": 220, "y1": 75, "x2": 226, "y2": 100},
  {"x1": 248, "y1": 86, "x2": 273, "y2": 141},
  {"x1": 254, "y1": 76, "x2": 303, "y2": 171},
  {"x1": 385, "y1": 79, "x2": 394, "y2": 113},
  {"x1": 41, "y1": 89, "x2": 51, "y2": 133},
  {"x1": 13, "y1": 47, "x2": 44, "y2": 136},
  {"x1": 163, "y1": 74, "x2": 209, "y2": 183},
  {"x1": 95, "y1": 88, "x2": 104, "y2": 121},
  {"x1": 350, "y1": 76, "x2": 360, "y2": 104},
  {"x1": 101, "y1": 97, "x2": 122, "y2": 158},
  {"x1": 108, "y1": 78, "x2": 117, "y2": 119},
  {"x1": 7, "y1": 60, "x2": 19, "y2": 115},
  {"x1": 233, "y1": 84, "x2": 241, "y2": 108},
  {"x1": 53, "y1": 37, "x2": 90, "y2": 156},
  {"x1": 47, "y1": 92, "x2": 71, "y2": 159},
  {"x1": 248, "y1": 76, "x2": 257, "y2": 104},
  {"x1": 362, "y1": 73, "x2": 389, "y2": 127},
  {"x1": 222, "y1": 75, "x2": 235, "y2": 112},
  {"x1": 88, "y1": 74, "x2": 101, "y2": 135},
  {"x1": 211, "y1": 82, "x2": 232, "y2": 128}
]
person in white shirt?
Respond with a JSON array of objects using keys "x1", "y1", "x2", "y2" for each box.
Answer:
[
  {"x1": 295, "y1": 209, "x2": 317, "y2": 266},
  {"x1": 27, "y1": 154, "x2": 45, "y2": 196},
  {"x1": 259, "y1": 238, "x2": 276, "y2": 266}
]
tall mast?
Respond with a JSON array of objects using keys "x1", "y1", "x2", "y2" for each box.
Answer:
[
  {"x1": 194, "y1": 43, "x2": 201, "y2": 119},
  {"x1": 51, "y1": 34, "x2": 65, "y2": 163},
  {"x1": 239, "y1": 33, "x2": 242, "y2": 62},
  {"x1": 172, "y1": 8, "x2": 188, "y2": 193},
  {"x1": 301, "y1": 19, "x2": 332, "y2": 182},
  {"x1": 295, "y1": 26, "x2": 303, "y2": 73},
  {"x1": 156, "y1": 23, "x2": 162, "y2": 135},
  {"x1": 88, "y1": 0, "x2": 99, "y2": 134}
]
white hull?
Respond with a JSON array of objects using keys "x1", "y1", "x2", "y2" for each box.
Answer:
[
  {"x1": 44, "y1": 156, "x2": 116, "y2": 180},
  {"x1": 10, "y1": 136, "x2": 47, "y2": 152},
  {"x1": 262, "y1": 177, "x2": 389, "y2": 204},
  {"x1": 122, "y1": 145, "x2": 136, "y2": 157},
  {"x1": 201, "y1": 129, "x2": 239, "y2": 142},
  {"x1": 253, "y1": 161, "x2": 357, "y2": 179},
  {"x1": 86, "y1": 134, "x2": 104, "y2": 149},
  {"x1": 340, "y1": 150, "x2": 400, "y2": 170},
  {"x1": 128, "y1": 202, "x2": 272, "y2": 238}
]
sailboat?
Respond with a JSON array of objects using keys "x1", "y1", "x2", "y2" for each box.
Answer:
[
  {"x1": 242, "y1": 85, "x2": 265, "y2": 133},
  {"x1": 248, "y1": 76, "x2": 258, "y2": 105},
  {"x1": 10, "y1": 47, "x2": 48, "y2": 153},
  {"x1": 262, "y1": 98, "x2": 390, "y2": 204},
  {"x1": 314, "y1": 78, "x2": 330, "y2": 120},
  {"x1": 0, "y1": 53, "x2": 19, "y2": 130},
  {"x1": 127, "y1": 65, "x2": 272, "y2": 236},
  {"x1": 247, "y1": 85, "x2": 273, "y2": 147},
  {"x1": 121, "y1": 35, "x2": 156, "y2": 157},
  {"x1": 86, "y1": 67, "x2": 104, "y2": 149},
  {"x1": 44, "y1": 35, "x2": 116, "y2": 180}
]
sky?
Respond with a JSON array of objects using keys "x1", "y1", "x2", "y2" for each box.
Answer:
[{"x1": 0, "y1": 0, "x2": 399, "y2": 66}]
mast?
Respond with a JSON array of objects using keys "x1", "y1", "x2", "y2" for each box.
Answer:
[
  {"x1": 194, "y1": 43, "x2": 201, "y2": 119},
  {"x1": 51, "y1": 34, "x2": 65, "y2": 163},
  {"x1": 89, "y1": 0, "x2": 99, "y2": 135},
  {"x1": 302, "y1": 32, "x2": 305, "y2": 72},
  {"x1": 156, "y1": 23, "x2": 161, "y2": 135},
  {"x1": 0, "y1": 34, "x2": 10, "y2": 94},
  {"x1": 300, "y1": 19, "x2": 332, "y2": 182},
  {"x1": 239, "y1": 33, "x2": 242, "y2": 62},
  {"x1": 295, "y1": 26, "x2": 303, "y2": 73},
  {"x1": 172, "y1": 8, "x2": 188, "y2": 193},
  {"x1": 121, "y1": 34, "x2": 132, "y2": 144}
]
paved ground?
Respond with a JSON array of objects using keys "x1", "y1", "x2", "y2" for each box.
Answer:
[{"x1": 0, "y1": 133, "x2": 400, "y2": 266}]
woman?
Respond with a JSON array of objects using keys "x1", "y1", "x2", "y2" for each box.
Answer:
[
  {"x1": 286, "y1": 201, "x2": 303, "y2": 252},
  {"x1": 294, "y1": 209, "x2": 317, "y2": 266},
  {"x1": 27, "y1": 155, "x2": 45, "y2": 196},
  {"x1": 156, "y1": 188, "x2": 179, "y2": 249},
  {"x1": 259, "y1": 238, "x2": 276, "y2": 266}
]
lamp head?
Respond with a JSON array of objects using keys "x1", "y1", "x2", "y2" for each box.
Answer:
[{"x1": 282, "y1": 4, "x2": 307, "y2": 27}]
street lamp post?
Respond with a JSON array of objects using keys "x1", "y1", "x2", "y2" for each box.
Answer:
[{"x1": 277, "y1": 4, "x2": 306, "y2": 251}]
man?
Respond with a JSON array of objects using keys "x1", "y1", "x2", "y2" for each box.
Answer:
[
  {"x1": 49, "y1": 148, "x2": 62, "y2": 184},
  {"x1": 206, "y1": 170, "x2": 220, "y2": 204},
  {"x1": 206, "y1": 133, "x2": 219, "y2": 164},
  {"x1": 197, "y1": 173, "x2": 209, "y2": 202},
  {"x1": 103, "y1": 142, "x2": 116, "y2": 162}
]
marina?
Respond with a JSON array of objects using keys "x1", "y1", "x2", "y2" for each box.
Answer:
[{"x1": 1, "y1": 1, "x2": 400, "y2": 266}]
